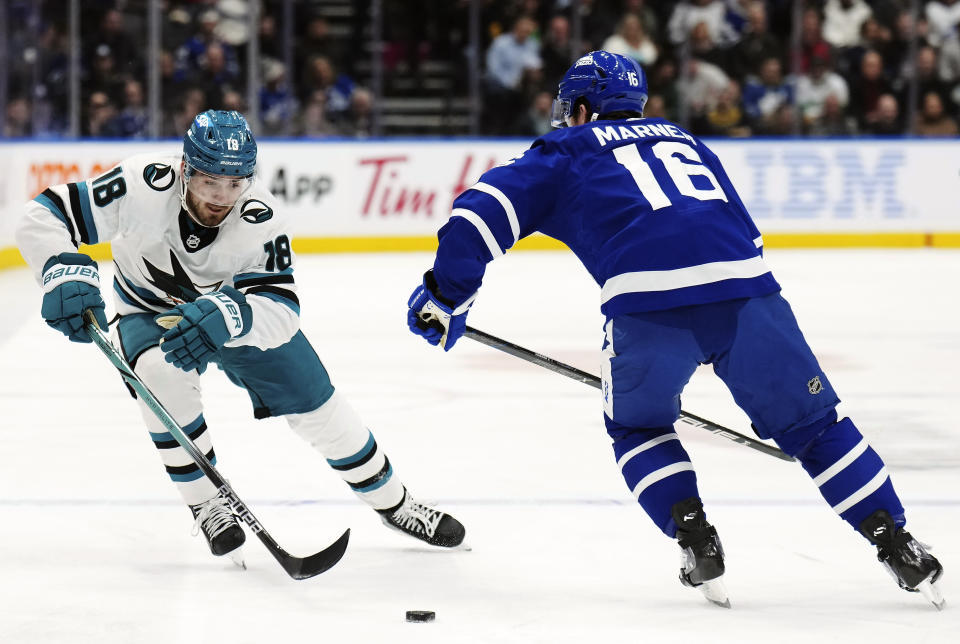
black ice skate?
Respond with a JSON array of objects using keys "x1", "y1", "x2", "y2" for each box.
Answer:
[
  {"x1": 190, "y1": 496, "x2": 247, "y2": 569},
  {"x1": 859, "y1": 510, "x2": 945, "y2": 610},
  {"x1": 379, "y1": 489, "x2": 466, "y2": 548},
  {"x1": 672, "y1": 497, "x2": 730, "y2": 608}
]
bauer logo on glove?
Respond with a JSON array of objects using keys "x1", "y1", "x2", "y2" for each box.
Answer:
[
  {"x1": 39, "y1": 252, "x2": 108, "y2": 343},
  {"x1": 42, "y1": 264, "x2": 100, "y2": 291},
  {"x1": 155, "y1": 286, "x2": 252, "y2": 372}
]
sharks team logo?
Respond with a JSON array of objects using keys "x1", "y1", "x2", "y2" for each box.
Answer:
[
  {"x1": 142, "y1": 250, "x2": 222, "y2": 304},
  {"x1": 240, "y1": 198, "x2": 273, "y2": 224},
  {"x1": 143, "y1": 163, "x2": 175, "y2": 191}
]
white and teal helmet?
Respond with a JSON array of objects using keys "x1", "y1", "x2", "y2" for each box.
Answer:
[
  {"x1": 183, "y1": 109, "x2": 257, "y2": 177},
  {"x1": 181, "y1": 110, "x2": 257, "y2": 225}
]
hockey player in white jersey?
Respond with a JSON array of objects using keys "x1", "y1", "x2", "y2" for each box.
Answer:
[{"x1": 17, "y1": 110, "x2": 465, "y2": 564}]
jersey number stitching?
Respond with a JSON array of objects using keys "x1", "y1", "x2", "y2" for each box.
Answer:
[
  {"x1": 91, "y1": 168, "x2": 128, "y2": 207},
  {"x1": 613, "y1": 141, "x2": 727, "y2": 211},
  {"x1": 264, "y1": 235, "x2": 292, "y2": 272}
]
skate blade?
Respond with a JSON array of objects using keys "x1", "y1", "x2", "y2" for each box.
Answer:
[
  {"x1": 381, "y1": 520, "x2": 469, "y2": 550},
  {"x1": 916, "y1": 579, "x2": 945, "y2": 611},
  {"x1": 393, "y1": 531, "x2": 471, "y2": 550},
  {"x1": 226, "y1": 547, "x2": 247, "y2": 570},
  {"x1": 698, "y1": 578, "x2": 731, "y2": 608}
]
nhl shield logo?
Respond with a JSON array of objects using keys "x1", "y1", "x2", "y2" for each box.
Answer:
[
  {"x1": 240, "y1": 198, "x2": 273, "y2": 224},
  {"x1": 143, "y1": 163, "x2": 175, "y2": 191},
  {"x1": 807, "y1": 376, "x2": 823, "y2": 395}
]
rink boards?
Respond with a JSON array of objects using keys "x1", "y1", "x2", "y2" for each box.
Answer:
[{"x1": 1, "y1": 137, "x2": 960, "y2": 269}]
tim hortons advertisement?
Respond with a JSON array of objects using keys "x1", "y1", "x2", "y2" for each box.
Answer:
[
  {"x1": 1, "y1": 138, "x2": 959, "y2": 248},
  {"x1": 256, "y1": 141, "x2": 511, "y2": 236}
]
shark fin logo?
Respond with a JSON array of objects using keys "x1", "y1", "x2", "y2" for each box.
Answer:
[
  {"x1": 240, "y1": 198, "x2": 273, "y2": 224},
  {"x1": 143, "y1": 163, "x2": 175, "y2": 191},
  {"x1": 143, "y1": 250, "x2": 221, "y2": 304}
]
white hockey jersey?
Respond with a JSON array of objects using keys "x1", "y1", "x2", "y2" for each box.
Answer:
[{"x1": 16, "y1": 152, "x2": 300, "y2": 350}]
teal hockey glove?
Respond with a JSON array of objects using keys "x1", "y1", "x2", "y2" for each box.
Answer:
[
  {"x1": 40, "y1": 252, "x2": 108, "y2": 343},
  {"x1": 156, "y1": 286, "x2": 252, "y2": 372}
]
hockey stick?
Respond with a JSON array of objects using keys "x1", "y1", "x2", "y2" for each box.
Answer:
[
  {"x1": 82, "y1": 310, "x2": 350, "y2": 579},
  {"x1": 463, "y1": 325, "x2": 794, "y2": 462}
]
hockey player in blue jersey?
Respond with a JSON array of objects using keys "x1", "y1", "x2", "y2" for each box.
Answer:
[
  {"x1": 407, "y1": 52, "x2": 943, "y2": 608},
  {"x1": 18, "y1": 110, "x2": 465, "y2": 566}
]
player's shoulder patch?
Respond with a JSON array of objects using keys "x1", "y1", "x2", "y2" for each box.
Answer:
[
  {"x1": 239, "y1": 197, "x2": 274, "y2": 224},
  {"x1": 142, "y1": 162, "x2": 176, "y2": 191}
]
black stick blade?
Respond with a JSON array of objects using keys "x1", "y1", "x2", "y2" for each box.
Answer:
[{"x1": 281, "y1": 529, "x2": 351, "y2": 580}]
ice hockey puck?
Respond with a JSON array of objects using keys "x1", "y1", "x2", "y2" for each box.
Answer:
[{"x1": 405, "y1": 610, "x2": 435, "y2": 623}]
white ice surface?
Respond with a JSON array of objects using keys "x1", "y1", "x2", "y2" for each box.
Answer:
[{"x1": 1, "y1": 249, "x2": 958, "y2": 643}]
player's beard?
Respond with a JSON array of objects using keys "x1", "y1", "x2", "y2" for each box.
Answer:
[{"x1": 183, "y1": 189, "x2": 235, "y2": 228}]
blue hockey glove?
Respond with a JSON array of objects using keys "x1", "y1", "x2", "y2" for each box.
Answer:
[
  {"x1": 40, "y1": 252, "x2": 108, "y2": 343},
  {"x1": 156, "y1": 286, "x2": 252, "y2": 372},
  {"x1": 407, "y1": 269, "x2": 476, "y2": 351}
]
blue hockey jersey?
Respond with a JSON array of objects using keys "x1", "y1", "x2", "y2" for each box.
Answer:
[{"x1": 433, "y1": 118, "x2": 781, "y2": 317}]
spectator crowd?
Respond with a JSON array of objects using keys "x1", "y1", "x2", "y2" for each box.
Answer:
[
  {"x1": 4, "y1": 0, "x2": 960, "y2": 139},
  {"x1": 3, "y1": 0, "x2": 372, "y2": 138},
  {"x1": 481, "y1": 0, "x2": 960, "y2": 137}
]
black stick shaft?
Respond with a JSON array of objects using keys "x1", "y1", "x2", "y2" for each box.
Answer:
[{"x1": 463, "y1": 325, "x2": 794, "y2": 462}]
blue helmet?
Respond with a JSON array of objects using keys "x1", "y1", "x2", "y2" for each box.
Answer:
[
  {"x1": 182, "y1": 110, "x2": 257, "y2": 177},
  {"x1": 550, "y1": 51, "x2": 648, "y2": 127}
]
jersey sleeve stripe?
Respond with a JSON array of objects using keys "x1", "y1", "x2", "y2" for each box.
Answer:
[
  {"x1": 470, "y1": 182, "x2": 520, "y2": 246},
  {"x1": 234, "y1": 273, "x2": 296, "y2": 289},
  {"x1": 34, "y1": 190, "x2": 78, "y2": 247},
  {"x1": 75, "y1": 182, "x2": 99, "y2": 244},
  {"x1": 601, "y1": 256, "x2": 772, "y2": 304},
  {"x1": 450, "y1": 207, "x2": 503, "y2": 259},
  {"x1": 66, "y1": 182, "x2": 98, "y2": 245},
  {"x1": 235, "y1": 267, "x2": 293, "y2": 281},
  {"x1": 244, "y1": 285, "x2": 301, "y2": 314}
]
